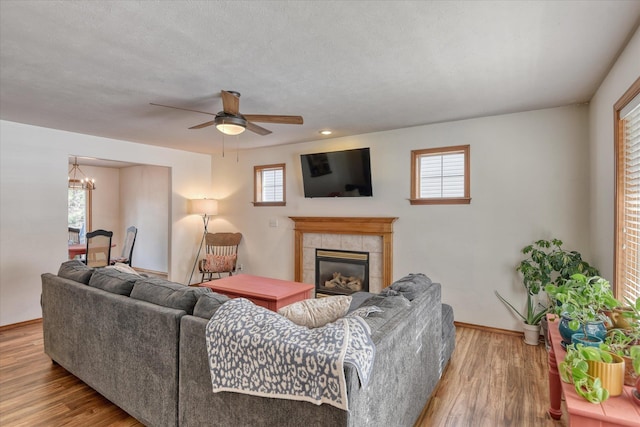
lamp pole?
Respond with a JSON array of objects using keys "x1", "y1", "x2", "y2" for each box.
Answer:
[
  {"x1": 187, "y1": 214, "x2": 210, "y2": 286},
  {"x1": 186, "y1": 198, "x2": 218, "y2": 286}
]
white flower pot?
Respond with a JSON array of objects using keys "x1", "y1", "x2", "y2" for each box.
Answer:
[{"x1": 523, "y1": 323, "x2": 541, "y2": 346}]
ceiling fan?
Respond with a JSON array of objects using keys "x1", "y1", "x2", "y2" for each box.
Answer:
[{"x1": 150, "y1": 90, "x2": 303, "y2": 136}]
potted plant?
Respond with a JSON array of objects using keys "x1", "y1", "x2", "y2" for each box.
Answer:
[
  {"x1": 496, "y1": 239, "x2": 599, "y2": 346},
  {"x1": 494, "y1": 290, "x2": 547, "y2": 344},
  {"x1": 546, "y1": 275, "x2": 619, "y2": 346},
  {"x1": 601, "y1": 297, "x2": 640, "y2": 385},
  {"x1": 517, "y1": 239, "x2": 599, "y2": 290},
  {"x1": 559, "y1": 343, "x2": 625, "y2": 403}
]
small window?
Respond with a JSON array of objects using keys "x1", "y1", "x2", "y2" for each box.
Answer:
[
  {"x1": 410, "y1": 145, "x2": 470, "y2": 205},
  {"x1": 254, "y1": 163, "x2": 286, "y2": 206}
]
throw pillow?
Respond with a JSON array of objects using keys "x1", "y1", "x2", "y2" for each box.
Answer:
[
  {"x1": 205, "y1": 254, "x2": 236, "y2": 272},
  {"x1": 278, "y1": 295, "x2": 352, "y2": 328}
]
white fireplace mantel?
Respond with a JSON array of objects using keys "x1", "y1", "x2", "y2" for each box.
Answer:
[{"x1": 289, "y1": 217, "x2": 397, "y2": 289}]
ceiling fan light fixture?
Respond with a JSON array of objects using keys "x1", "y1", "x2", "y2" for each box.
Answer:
[{"x1": 214, "y1": 115, "x2": 247, "y2": 135}]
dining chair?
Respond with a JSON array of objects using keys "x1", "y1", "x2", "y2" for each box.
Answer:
[
  {"x1": 110, "y1": 226, "x2": 137, "y2": 266},
  {"x1": 68, "y1": 227, "x2": 81, "y2": 244},
  {"x1": 85, "y1": 229, "x2": 113, "y2": 268},
  {"x1": 198, "y1": 232, "x2": 242, "y2": 282}
]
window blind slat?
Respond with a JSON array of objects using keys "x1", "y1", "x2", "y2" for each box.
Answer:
[
  {"x1": 619, "y1": 93, "x2": 640, "y2": 302},
  {"x1": 418, "y1": 152, "x2": 465, "y2": 198}
]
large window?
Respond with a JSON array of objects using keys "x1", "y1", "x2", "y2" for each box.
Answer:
[
  {"x1": 68, "y1": 184, "x2": 92, "y2": 239},
  {"x1": 410, "y1": 145, "x2": 470, "y2": 205},
  {"x1": 254, "y1": 163, "x2": 286, "y2": 206},
  {"x1": 615, "y1": 77, "x2": 640, "y2": 301}
]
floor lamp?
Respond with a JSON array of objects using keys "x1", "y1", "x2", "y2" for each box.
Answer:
[{"x1": 187, "y1": 198, "x2": 218, "y2": 285}]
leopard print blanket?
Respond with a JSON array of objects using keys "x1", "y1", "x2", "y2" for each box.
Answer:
[{"x1": 205, "y1": 298, "x2": 375, "y2": 410}]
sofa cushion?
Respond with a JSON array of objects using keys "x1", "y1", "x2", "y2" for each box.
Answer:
[
  {"x1": 130, "y1": 278, "x2": 211, "y2": 314},
  {"x1": 442, "y1": 303, "x2": 455, "y2": 337},
  {"x1": 379, "y1": 273, "x2": 432, "y2": 301},
  {"x1": 88, "y1": 268, "x2": 139, "y2": 296},
  {"x1": 58, "y1": 260, "x2": 94, "y2": 284},
  {"x1": 192, "y1": 292, "x2": 231, "y2": 319},
  {"x1": 348, "y1": 291, "x2": 374, "y2": 312},
  {"x1": 278, "y1": 295, "x2": 352, "y2": 328},
  {"x1": 358, "y1": 295, "x2": 411, "y2": 332},
  {"x1": 105, "y1": 263, "x2": 141, "y2": 276}
]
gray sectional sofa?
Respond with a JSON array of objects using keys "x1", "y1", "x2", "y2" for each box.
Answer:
[{"x1": 41, "y1": 261, "x2": 455, "y2": 427}]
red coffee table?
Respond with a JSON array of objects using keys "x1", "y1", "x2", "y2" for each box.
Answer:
[
  {"x1": 199, "y1": 274, "x2": 314, "y2": 312},
  {"x1": 547, "y1": 314, "x2": 640, "y2": 426}
]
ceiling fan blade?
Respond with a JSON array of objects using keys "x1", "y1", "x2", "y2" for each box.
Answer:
[
  {"x1": 189, "y1": 120, "x2": 216, "y2": 129},
  {"x1": 221, "y1": 90, "x2": 240, "y2": 115},
  {"x1": 243, "y1": 114, "x2": 303, "y2": 125},
  {"x1": 149, "y1": 103, "x2": 217, "y2": 116},
  {"x1": 246, "y1": 121, "x2": 272, "y2": 135}
]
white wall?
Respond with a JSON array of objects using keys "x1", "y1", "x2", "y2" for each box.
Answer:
[
  {"x1": 589, "y1": 28, "x2": 640, "y2": 282},
  {"x1": 119, "y1": 165, "x2": 170, "y2": 272},
  {"x1": 0, "y1": 120, "x2": 211, "y2": 326},
  {"x1": 212, "y1": 105, "x2": 592, "y2": 331},
  {"x1": 80, "y1": 165, "x2": 120, "y2": 235}
]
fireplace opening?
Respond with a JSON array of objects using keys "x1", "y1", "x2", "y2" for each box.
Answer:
[{"x1": 315, "y1": 249, "x2": 369, "y2": 296}]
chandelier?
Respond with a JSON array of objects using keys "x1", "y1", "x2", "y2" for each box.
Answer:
[{"x1": 68, "y1": 157, "x2": 96, "y2": 190}]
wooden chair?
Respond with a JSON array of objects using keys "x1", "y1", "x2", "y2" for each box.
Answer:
[
  {"x1": 85, "y1": 229, "x2": 113, "y2": 268},
  {"x1": 110, "y1": 226, "x2": 137, "y2": 266},
  {"x1": 68, "y1": 227, "x2": 81, "y2": 244},
  {"x1": 198, "y1": 232, "x2": 242, "y2": 282}
]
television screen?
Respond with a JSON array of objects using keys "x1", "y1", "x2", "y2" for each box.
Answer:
[{"x1": 300, "y1": 148, "x2": 373, "y2": 198}]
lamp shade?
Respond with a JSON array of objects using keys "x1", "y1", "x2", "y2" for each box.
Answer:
[{"x1": 189, "y1": 198, "x2": 218, "y2": 216}]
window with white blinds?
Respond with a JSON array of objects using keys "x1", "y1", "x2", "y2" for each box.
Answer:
[
  {"x1": 254, "y1": 164, "x2": 286, "y2": 206},
  {"x1": 410, "y1": 145, "x2": 471, "y2": 205},
  {"x1": 616, "y1": 79, "x2": 640, "y2": 302}
]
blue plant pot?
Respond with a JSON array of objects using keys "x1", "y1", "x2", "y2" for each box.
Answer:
[
  {"x1": 571, "y1": 333, "x2": 603, "y2": 348},
  {"x1": 558, "y1": 314, "x2": 607, "y2": 345}
]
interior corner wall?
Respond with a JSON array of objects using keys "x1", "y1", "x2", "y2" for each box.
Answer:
[
  {"x1": 211, "y1": 105, "x2": 591, "y2": 331},
  {"x1": 0, "y1": 120, "x2": 211, "y2": 326},
  {"x1": 588, "y1": 27, "x2": 640, "y2": 283},
  {"x1": 80, "y1": 164, "x2": 121, "y2": 237},
  {"x1": 119, "y1": 165, "x2": 170, "y2": 272}
]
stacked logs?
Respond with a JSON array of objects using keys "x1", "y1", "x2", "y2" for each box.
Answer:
[{"x1": 323, "y1": 272, "x2": 362, "y2": 292}]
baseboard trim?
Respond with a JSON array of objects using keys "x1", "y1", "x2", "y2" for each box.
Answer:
[
  {"x1": 0, "y1": 318, "x2": 42, "y2": 332},
  {"x1": 454, "y1": 321, "x2": 523, "y2": 337}
]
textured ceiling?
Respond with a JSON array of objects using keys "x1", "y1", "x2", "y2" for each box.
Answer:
[{"x1": 1, "y1": 1, "x2": 639, "y2": 154}]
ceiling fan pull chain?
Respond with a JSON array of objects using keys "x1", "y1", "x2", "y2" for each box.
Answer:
[{"x1": 222, "y1": 133, "x2": 225, "y2": 158}]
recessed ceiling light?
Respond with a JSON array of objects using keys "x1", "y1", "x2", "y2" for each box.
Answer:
[{"x1": 319, "y1": 130, "x2": 332, "y2": 135}]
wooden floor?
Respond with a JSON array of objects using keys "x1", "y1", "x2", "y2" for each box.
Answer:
[{"x1": 0, "y1": 321, "x2": 568, "y2": 427}]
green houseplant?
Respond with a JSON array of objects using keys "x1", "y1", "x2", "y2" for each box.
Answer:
[
  {"x1": 559, "y1": 344, "x2": 625, "y2": 403},
  {"x1": 496, "y1": 239, "x2": 599, "y2": 345},
  {"x1": 546, "y1": 274, "x2": 619, "y2": 345}
]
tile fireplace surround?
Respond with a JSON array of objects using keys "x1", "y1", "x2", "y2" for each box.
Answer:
[{"x1": 289, "y1": 217, "x2": 397, "y2": 294}]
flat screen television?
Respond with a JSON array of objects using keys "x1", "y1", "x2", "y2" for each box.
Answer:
[{"x1": 300, "y1": 148, "x2": 373, "y2": 198}]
